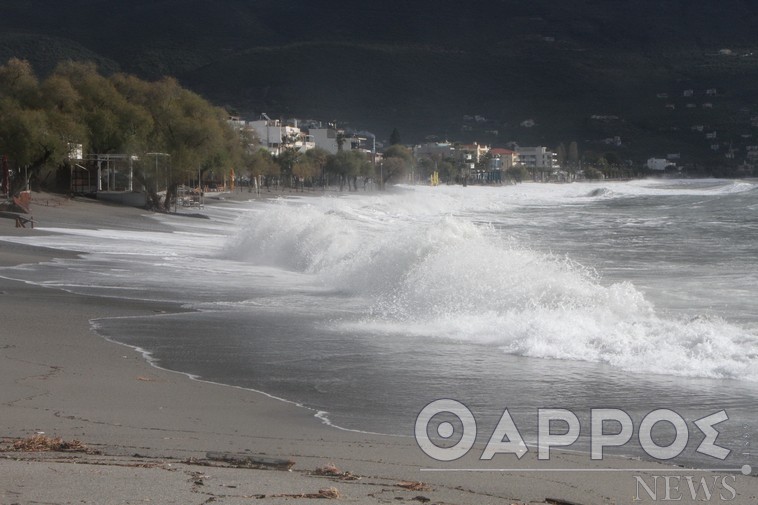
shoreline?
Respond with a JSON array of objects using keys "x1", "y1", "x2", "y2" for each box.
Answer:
[
  {"x1": 1, "y1": 192, "x2": 756, "y2": 504},
  {"x1": 93, "y1": 312, "x2": 357, "y2": 435}
]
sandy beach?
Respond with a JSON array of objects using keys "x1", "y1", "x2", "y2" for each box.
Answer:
[{"x1": 1, "y1": 193, "x2": 756, "y2": 504}]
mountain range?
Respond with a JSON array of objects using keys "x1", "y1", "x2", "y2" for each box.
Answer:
[{"x1": 3, "y1": 0, "x2": 758, "y2": 166}]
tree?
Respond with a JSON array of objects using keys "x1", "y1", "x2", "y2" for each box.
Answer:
[
  {"x1": 0, "y1": 58, "x2": 241, "y2": 206},
  {"x1": 0, "y1": 58, "x2": 39, "y2": 106},
  {"x1": 276, "y1": 148, "x2": 300, "y2": 188},
  {"x1": 325, "y1": 150, "x2": 370, "y2": 191},
  {"x1": 0, "y1": 105, "x2": 65, "y2": 193},
  {"x1": 476, "y1": 151, "x2": 493, "y2": 178},
  {"x1": 291, "y1": 157, "x2": 311, "y2": 192},
  {"x1": 383, "y1": 144, "x2": 412, "y2": 164},
  {"x1": 389, "y1": 127, "x2": 401, "y2": 146},
  {"x1": 0, "y1": 59, "x2": 78, "y2": 193},
  {"x1": 603, "y1": 152, "x2": 622, "y2": 166},
  {"x1": 379, "y1": 158, "x2": 405, "y2": 188},
  {"x1": 130, "y1": 76, "x2": 239, "y2": 209},
  {"x1": 246, "y1": 148, "x2": 278, "y2": 190},
  {"x1": 564, "y1": 141, "x2": 581, "y2": 180},
  {"x1": 303, "y1": 147, "x2": 329, "y2": 189},
  {"x1": 380, "y1": 144, "x2": 412, "y2": 187},
  {"x1": 355, "y1": 150, "x2": 374, "y2": 189},
  {"x1": 438, "y1": 159, "x2": 456, "y2": 183},
  {"x1": 52, "y1": 62, "x2": 151, "y2": 156},
  {"x1": 568, "y1": 141, "x2": 579, "y2": 162},
  {"x1": 583, "y1": 166, "x2": 603, "y2": 179},
  {"x1": 556, "y1": 143, "x2": 567, "y2": 167},
  {"x1": 579, "y1": 150, "x2": 606, "y2": 179},
  {"x1": 38, "y1": 73, "x2": 87, "y2": 144},
  {"x1": 506, "y1": 165, "x2": 528, "y2": 183},
  {"x1": 291, "y1": 147, "x2": 329, "y2": 191},
  {"x1": 416, "y1": 157, "x2": 435, "y2": 182}
]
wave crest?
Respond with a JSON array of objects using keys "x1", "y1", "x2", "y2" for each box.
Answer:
[{"x1": 225, "y1": 195, "x2": 758, "y2": 382}]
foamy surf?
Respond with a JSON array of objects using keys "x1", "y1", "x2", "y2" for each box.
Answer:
[
  {"x1": 5, "y1": 179, "x2": 756, "y2": 467},
  {"x1": 225, "y1": 182, "x2": 758, "y2": 383}
]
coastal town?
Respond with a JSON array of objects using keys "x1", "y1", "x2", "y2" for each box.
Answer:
[
  {"x1": 227, "y1": 114, "x2": 575, "y2": 187},
  {"x1": 3, "y1": 54, "x2": 758, "y2": 214},
  {"x1": 0, "y1": 105, "x2": 737, "y2": 213},
  {"x1": 3, "y1": 1, "x2": 758, "y2": 502},
  {"x1": 222, "y1": 113, "x2": 697, "y2": 190}
]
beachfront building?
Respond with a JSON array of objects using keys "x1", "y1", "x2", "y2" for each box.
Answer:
[
  {"x1": 228, "y1": 115, "x2": 314, "y2": 156},
  {"x1": 458, "y1": 143, "x2": 490, "y2": 180},
  {"x1": 646, "y1": 158, "x2": 675, "y2": 171},
  {"x1": 247, "y1": 117, "x2": 313, "y2": 156},
  {"x1": 458, "y1": 143, "x2": 490, "y2": 164},
  {"x1": 309, "y1": 128, "x2": 362, "y2": 155},
  {"x1": 488, "y1": 148, "x2": 518, "y2": 171},
  {"x1": 516, "y1": 146, "x2": 557, "y2": 170},
  {"x1": 516, "y1": 146, "x2": 558, "y2": 180},
  {"x1": 414, "y1": 142, "x2": 457, "y2": 161},
  {"x1": 414, "y1": 142, "x2": 500, "y2": 181}
]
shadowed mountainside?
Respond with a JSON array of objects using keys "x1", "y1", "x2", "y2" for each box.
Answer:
[{"x1": 3, "y1": 0, "x2": 758, "y2": 164}]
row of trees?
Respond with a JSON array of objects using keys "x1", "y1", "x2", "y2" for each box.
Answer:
[
  {"x1": 0, "y1": 58, "x2": 417, "y2": 205},
  {"x1": 0, "y1": 56, "x2": 649, "y2": 203},
  {"x1": 0, "y1": 58, "x2": 244, "y2": 209},
  {"x1": 414, "y1": 150, "x2": 528, "y2": 185},
  {"x1": 244, "y1": 143, "x2": 413, "y2": 192},
  {"x1": 261, "y1": 126, "x2": 410, "y2": 191}
]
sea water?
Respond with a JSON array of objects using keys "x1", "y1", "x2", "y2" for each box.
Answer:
[{"x1": 2, "y1": 179, "x2": 757, "y2": 469}]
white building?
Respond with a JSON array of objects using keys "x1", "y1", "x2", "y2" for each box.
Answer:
[
  {"x1": 227, "y1": 116, "x2": 315, "y2": 155},
  {"x1": 247, "y1": 119, "x2": 311, "y2": 156},
  {"x1": 414, "y1": 142, "x2": 456, "y2": 160},
  {"x1": 309, "y1": 128, "x2": 361, "y2": 155},
  {"x1": 646, "y1": 158, "x2": 675, "y2": 171},
  {"x1": 516, "y1": 146, "x2": 558, "y2": 170}
]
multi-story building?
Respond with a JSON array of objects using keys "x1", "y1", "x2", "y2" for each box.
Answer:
[
  {"x1": 646, "y1": 158, "x2": 675, "y2": 171},
  {"x1": 516, "y1": 146, "x2": 558, "y2": 171},
  {"x1": 488, "y1": 148, "x2": 518, "y2": 171},
  {"x1": 309, "y1": 128, "x2": 362, "y2": 155},
  {"x1": 414, "y1": 142, "x2": 457, "y2": 160},
  {"x1": 458, "y1": 143, "x2": 490, "y2": 164},
  {"x1": 457, "y1": 143, "x2": 490, "y2": 179},
  {"x1": 248, "y1": 118, "x2": 313, "y2": 155},
  {"x1": 228, "y1": 115, "x2": 314, "y2": 156}
]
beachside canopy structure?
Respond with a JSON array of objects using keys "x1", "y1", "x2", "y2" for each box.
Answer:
[{"x1": 71, "y1": 154, "x2": 138, "y2": 195}]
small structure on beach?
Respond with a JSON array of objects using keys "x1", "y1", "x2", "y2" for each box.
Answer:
[
  {"x1": 70, "y1": 153, "x2": 148, "y2": 207},
  {"x1": 71, "y1": 153, "x2": 138, "y2": 194}
]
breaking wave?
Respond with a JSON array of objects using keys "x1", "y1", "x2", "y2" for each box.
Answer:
[
  {"x1": 225, "y1": 190, "x2": 758, "y2": 382},
  {"x1": 585, "y1": 187, "x2": 615, "y2": 198}
]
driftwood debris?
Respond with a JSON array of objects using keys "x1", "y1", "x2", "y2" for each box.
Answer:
[
  {"x1": 270, "y1": 487, "x2": 341, "y2": 499},
  {"x1": 396, "y1": 481, "x2": 432, "y2": 491},
  {"x1": 10, "y1": 434, "x2": 88, "y2": 453},
  {"x1": 205, "y1": 451, "x2": 295, "y2": 470},
  {"x1": 546, "y1": 498, "x2": 585, "y2": 505},
  {"x1": 312, "y1": 463, "x2": 360, "y2": 480}
]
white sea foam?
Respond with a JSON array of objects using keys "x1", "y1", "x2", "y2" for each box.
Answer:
[
  {"x1": 2, "y1": 180, "x2": 756, "y2": 383},
  {"x1": 225, "y1": 183, "x2": 758, "y2": 382}
]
